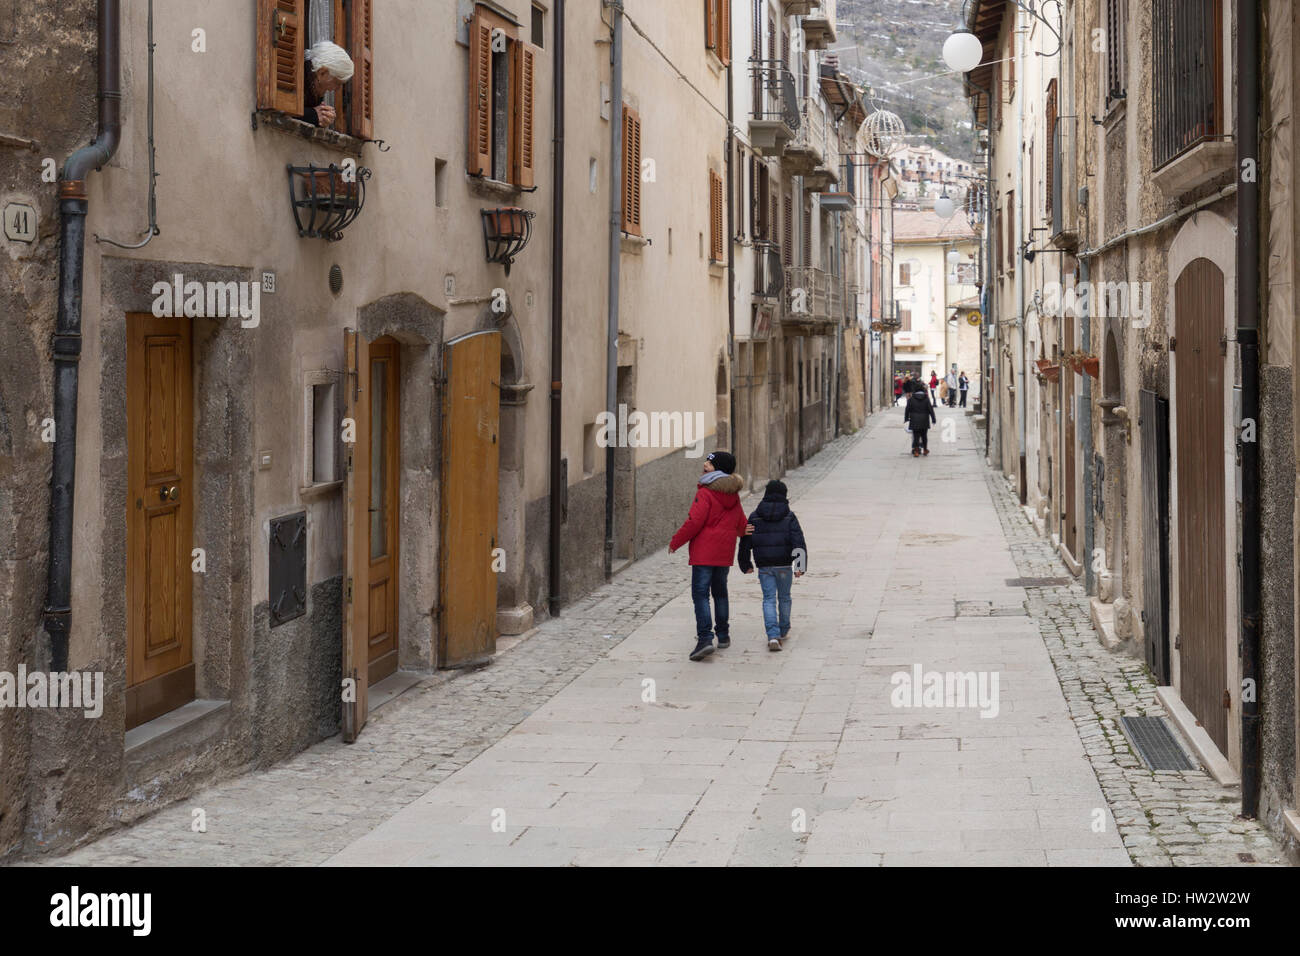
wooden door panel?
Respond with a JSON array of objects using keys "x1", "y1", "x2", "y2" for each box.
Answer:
[
  {"x1": 439, "y1": 332, "x2": 500, "y2": 668},
  {"x1": 1174, "y1": 258, "x2": 1228, "y2": 753},
  {"x1": 127, "y1": 313, "x2": 194, "y2": 729},
  {"x1": 366, "y1": 341, "x2": 400, "y2": 685},
  {"x1": 342, "y1": 329, "x2": 371, "y2": 741}
]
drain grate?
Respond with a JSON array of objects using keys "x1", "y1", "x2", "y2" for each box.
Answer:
[
  {"x1": 1120, "y1": 716, "x2": 1197, "y2": 771},
  {"x1": 1006, "y1": 576, "x2": 1073, "y2": 588}
]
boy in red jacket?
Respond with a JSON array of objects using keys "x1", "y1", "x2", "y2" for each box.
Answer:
[{"x1": 669, "y1": 451, "x2": 748, "y2": 660}]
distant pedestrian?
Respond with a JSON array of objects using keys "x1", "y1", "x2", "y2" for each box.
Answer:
[
  {"x1": 669, "y1": 450, "x2": 748, "y2": 661},
  {"x1": 929, "y1": 370, "x2": 939, "y2": 404},
  {"x1": 893, "y1": 374, "x2": 904, "y2": 405},
  {"x1": 959, "y1": 370, "x2": 970, "y2": 408},
  {"x1": 945, "y1": 367, "x2": 959, "y2": 407},
  {"x1": 738, "y1": 480, "x2": 807, "y2": 652},
  {"x1": 904, "y1": 379, "x2": 937, "y2": 456}
]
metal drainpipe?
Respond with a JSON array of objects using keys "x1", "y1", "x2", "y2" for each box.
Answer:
[
  {"x1": 548, "y1": 0, "x2": 565, "y2": 614},
  {"x1": 1013, "y1": 14, "x2": 1026, "y2": 504},
  {"x1": 44, "y1": 0, "x2": 121, "y2": 670},
  {"x1": 1237, "y1": 0, "x2": 1261, "y2": 819},
  {"x1": 725, "y1": 39, "x2": 736, "y2": 470},
  {"x1": 603, "y1": 0, "x2": 623, "y2": 582},
  {"x1": 1080, "y1": 254, "x2": 1095, "y2": 595}
]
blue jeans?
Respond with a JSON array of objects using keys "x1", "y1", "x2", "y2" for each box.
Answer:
[
  {"x1": 691, "y1": 565, "x2": 730, "y2": 641},
  {"x1": 758, "y1": 566, "x2": 793, "y2": 639}
]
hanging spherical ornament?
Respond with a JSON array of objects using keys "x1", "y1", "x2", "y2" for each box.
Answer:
[{"x1": 864, "y1": 109, "x2": 906, "y2": 159}]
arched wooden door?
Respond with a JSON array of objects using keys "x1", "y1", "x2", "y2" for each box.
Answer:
[{"x1": 1174, "y1": 257, "x2": 1227, "y2": 753}]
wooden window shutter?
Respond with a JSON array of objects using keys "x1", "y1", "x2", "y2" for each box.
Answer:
[
  {"x1": 257, "y1": 0, "x2": 305, "y2": 115},
  {"x1": 1006, "y1": 191, "x2": 1014, "y2": 271},
  {"x1": 1045, "y1": 79, "x2": 1057, "y2": 220},
  {"x1": 349, "y1": 0, "x2": 374, "y2": 139},
  {"x1": 709, "y1": 170, "x2": 724, "y2": 262},
  {"x1": 718, "y1": 0, "x2": 731, "y2": 65},
  {"x1": 705, "y1": 0, "x2": 719, "y2": 52},
  {"x1": 622, "y1": 106, "x2": 642, "y2": 236},
  {"x1": 467, "y1": 8, "x2": 494, "y2": 175},
  {"x1": 512, "y1": 42, "x2": 537, "y2": 187},
  {"x1": 782, "y1": 194, "x2": 792, "y2": 265}
]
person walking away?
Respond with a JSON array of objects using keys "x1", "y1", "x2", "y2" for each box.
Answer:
[
  {"x1": 738, "y1": 480, "x2": 807, "y2": 652},
  {"x1": 905, "y1": 380, "x2": 937, "y2": 456},
  {"x1": 959, "y1": 370, "x2": 970, "y2": 408},
  {"x1": 893, "y1": 374, "x2": 904, "y2": 406},
  {"x1": 928, "y1": 370, "x2": 939, "y2": 404},
  {"x1": 945, "y1": 366, "x2": 959, "y2": 407},
  {"x1": 669, "y1": 451, "x2": 748, "y2": 661}
]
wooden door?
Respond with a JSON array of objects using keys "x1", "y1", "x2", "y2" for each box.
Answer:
[
  {"x1": 1140, "y1": 388, "x2": 1172, "y2": 684},
  {"x1": 126, "y1": 313, "x2": 195, "y2": 729},
  {"x1": 1174, "y1": 258, "x2": 1228, "y2": 753},
  {"x1": 342, "y1": 328, "x2": 371, "y2": 741},
  {"x1": 366, "y1": 340, "x2": 400, "y2": 685},
  {"x1": 439, "y1": 332, "x2": 500, "y2": 668}
]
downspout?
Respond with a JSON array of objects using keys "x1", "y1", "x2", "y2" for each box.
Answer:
[
  {"x1": 604, "y1": 0, "x2": 623, "y2": 582},
  {"x1": 1080, "y1": 254, "x2": 1095, "y2": 595},
  {"x1": 44, "y1": 0, "x2": 121, "y2": 670},
  {"x1": 1013, "y1": 12, "x2": 1026, "y2": 504},
  {"x1": 548, "y1": 0, "x2": 565, "y2": 614},
  {"x1": 1237, "y1": 0, "x2": 1261, "y2": 819},
  {"x1": 726, "y1": 35, "x2": 736, "y2": 467}
]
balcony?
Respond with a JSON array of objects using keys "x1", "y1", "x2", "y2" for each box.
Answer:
[
  {"x1": 753, "y1": 241, "x2": 785, "y2": 300},
  {"x1": 1151, "y1": 0, "x2": 1230, "y2": 193},
  {"x1": 782, "y1": 0, "x2": 821, "y2": 14},
  {"x1": 803, "y1": 0, "x2": 837, "y2": 49},
  {"x1": 748, "y1": 61, "x2": 801, "y2": 157},
  {"x1": 784, "y1": 266, "x2": 837, "y2": 333}
]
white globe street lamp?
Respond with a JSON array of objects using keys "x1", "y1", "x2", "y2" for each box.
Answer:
[
  {"x1": 934, "y1": 195, "x2": 956, "y2": 219},
  {"x1": 942, "y1": 30, "x2": 983, "y2": 73},
  {"x1": 947, "y1": 249, "x2": 961, "y2": 265}
]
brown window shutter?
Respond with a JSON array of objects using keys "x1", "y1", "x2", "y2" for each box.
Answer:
[
  {"x1": 512, "y1": 42, "x2": 537, "y2": 187},
  {"x1": 257, "y1": 0, "x2": 304, "y2": 115},
  {"x1": 349, "y1": 0, "x2": 374, "y2": 139},
  {"x1": 709, "y1": 170, "x2": 724, "y2": 262},
  {"x1": 782, "y1": 194, "x2": 792, "y2": 265},
  {"x1": 719, "y1": 0, "x2": 731, "y2": 65},
  {"x1": 467, "y1": 8, "x2": 494, "y2": 175},
  {"x1": 1045, "y1": 79, "x2": 1057, "y2": 221},
  {"x1": 622, "y1": 106, "x2": 642, "y2": 236},
  {"x1": 705, "y1": 0, "x2": 718, "y2": 52}
]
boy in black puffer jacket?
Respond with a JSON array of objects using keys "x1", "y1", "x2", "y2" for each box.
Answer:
[{"x1": 738, "y1": 480, "x2": 808, "y2": 651}]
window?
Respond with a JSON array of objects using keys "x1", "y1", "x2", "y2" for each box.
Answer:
[
  {"x1": 1045, "y1": 79, "x2": 1059, "y2": 230},
  {"x1": 705, "y1": 0, "x2": 731, "y2": 65},
  {"x1": 256, "y1": 0, "x2": 373, "y2": 138},
  {"x1": 899, "y1": 306, "x2": 912, "y2": 331},
  {"x1": 1006, "y1": 190, "x2": 1015, "y2": 273},
  {"x1": 532, "y1": 3, "x2": 545, "y2": 48},
  {"x1": 583, "y1": 422, "x2": 596, "y2": 477},
  {"x1": 1152, "y1": 0, "x2": 1222, "y2": 169},
  {"x1": 303, "y1": 370, "x2": 341, "y2": 488},
  {"x1": 709, "y1": 169, "x2": 725, "y2": 263},
  {"x1": 1106, "y1": 0, "x2": 1127, "y2": 104},
  {"x1": 435, "y1": 157, "x2": 447, "y2": 207},
  {"x1": 467, "y1": 4, "x2": 537, "y2": 187},
  {"x1": 782, "y1": 193, "x2": 793, "y2": 266},
  {"x1": 621, "y1": 105, "x2": 642, "y2": 236},
  {"x1": 898, "y1": 262, "x2": 912, "y2": 286}
]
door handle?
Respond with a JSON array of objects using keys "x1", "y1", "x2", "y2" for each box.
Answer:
[{"x1": 159, "y1": 485, "x2": 178, "y2": 501}]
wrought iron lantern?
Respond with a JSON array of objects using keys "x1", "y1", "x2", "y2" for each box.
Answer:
[
  {"x1": 287, "y1": 162, "x2": 371, "y2": 241},
  {"x1": 481, "y1": 207, "x2": 536, "y2": 274}
]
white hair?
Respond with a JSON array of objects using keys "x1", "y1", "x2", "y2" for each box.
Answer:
[{"x1": 306, "y1": 41, "x2": 355, "y2": 82}]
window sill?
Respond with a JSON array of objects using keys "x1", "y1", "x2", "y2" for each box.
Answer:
[
  {"x1": 253, "y1": 110, "x2": 365, "y2": 156},
  {"x1": 1152, "y1": 139, "x2": 1235, "y2": 197},
  {"x1": 620, "y1": 234, "x2": 649, "y2": 254},
  {"x1": 469, "y1": 175, "x2": 524, "y2": 200},
  {"x1": 708, "y1": 261, "x2": 726, "y2": 278},
  {"x1": 300, "y1": 480, "x2": 343, "y2": 500}
]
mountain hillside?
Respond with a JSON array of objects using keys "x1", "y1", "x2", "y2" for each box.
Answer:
[{"x1": 831, "y1": 0, "x2": 977, "y2": 163}]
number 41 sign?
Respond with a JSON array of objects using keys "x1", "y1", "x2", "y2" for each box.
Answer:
[{"x1": 3, "y1": 202, "x2": 37, "y2": 243}]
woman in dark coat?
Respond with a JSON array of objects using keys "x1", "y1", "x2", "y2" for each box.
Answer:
[{"x1": 904, "y1": 382, "x2": 937, "y2": 456}]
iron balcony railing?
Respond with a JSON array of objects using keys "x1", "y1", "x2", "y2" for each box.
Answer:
[
  {"x1": 749, "y1": 60, "x2": 801, "y2": 134},
  {"x1": 785, "y1": 265, "x2": 834, "y2": 323},
  {"x1": 789, "y1": 96, "x2": 827, "y2": 164},
  {"x1": 1152, "y1": 0, "x2": 1224, "y2": 170},
  {"x1": 753, "y1": 241, "x2": 785, "y2": 298}
]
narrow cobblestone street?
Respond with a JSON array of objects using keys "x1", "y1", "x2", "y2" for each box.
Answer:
[{"x1": 52, "y1": 407, "x2": 1288, "y2": 867}]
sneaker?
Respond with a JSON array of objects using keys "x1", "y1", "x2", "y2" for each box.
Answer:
[
  {"x1": 716, "y1": 636, "x2": 731, "y2": 649},
  {"x1": 768, "y1": 639, "x2": 782, "y2": 652},
  {"x1": 689, "y1": 639, "x2": 715, "y2": 661},
  {"x1": 923, "y1": 448, "x2": 930, "y2": 456}
]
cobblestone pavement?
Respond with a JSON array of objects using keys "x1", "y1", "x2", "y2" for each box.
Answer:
[
  {"x1": 48, "y1": 431, "x2": 862, "y2": 865},
  {"x1": 974, "y1": 418, "x2": 1289, "y2": 867}
]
